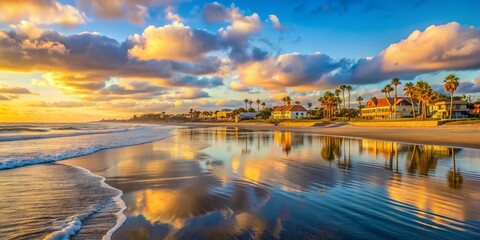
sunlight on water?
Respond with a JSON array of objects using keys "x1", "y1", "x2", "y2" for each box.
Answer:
[{"x1": 61, "y1": 127, "x2": 480, "y2": 239}]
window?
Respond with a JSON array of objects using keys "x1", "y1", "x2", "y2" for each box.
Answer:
[{"x1": 296, "y1": 112, "x2": 299, "y2": 115}]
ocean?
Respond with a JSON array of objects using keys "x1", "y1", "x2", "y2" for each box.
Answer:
[{"x1": 0, "y1": 123, "x2": 173, "y2": 239}]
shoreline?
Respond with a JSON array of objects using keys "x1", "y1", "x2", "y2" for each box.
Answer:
[{"x1": 170, "y1": 122, "x2": 480, "y2": 149}]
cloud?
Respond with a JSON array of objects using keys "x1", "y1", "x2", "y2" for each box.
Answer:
[
  {"x1": 169, "y1": 76, "x2": 223, "y2": 88},
  {"x1": 228, "y1": 81, "x2": 251, "y2": 92},
  {"x1": 128, "y1": 22, "x2": 219, "y2": 62},
  {"x1": 236, "y1": 22, "x2": 480, "y2": 91},
  {"x1": 201, "y1": 3, "x2": 262, "y2": 64},
  {"x1": 237, "y1": 52, "x2": 348, "y2": 91},
  {"x1": 0, "y1": 85, "x2": 33, "y2": 94},
  {"x1": 77, "y1": 0, "x2": 179, "y2": 24},
  {"x1": 0, "y1": 22, "x2": 224, "y2": 98},
  {"x1": 455, "y1": 80, "x2": 480, "y2": 94},
  {"x1": 0, "y1": 95, "x2": 10, "y2": 101},
  {"x1": 173, "y1": 89, "x2": 210, "y2": 99},
  {"x1": 26, "y1": 101, "x2": 95, "y2": 108},
  {"x1": 201, "y1": 2, "x2": 228, "y2": 24},
  {"x1": 0, "y1": 0, "x2": 86, "y2": 27},
  {"x1": 269, "y1": 15, "x2": 286, "y2": 31},
  {"x1": 165, "y1": 6, "x2": 182, "y2": 23},
  {"x1": 339, "y1": 22, "x2": 480, "y2": 84}
]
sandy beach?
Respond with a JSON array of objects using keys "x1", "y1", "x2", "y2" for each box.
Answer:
[{"x1": 175, "y1": 122, "x2": 480, "y2": 149}]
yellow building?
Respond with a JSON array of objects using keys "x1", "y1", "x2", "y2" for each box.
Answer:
[{"x1": 272, "y1": 105, "x2": 307, "y2": 120}]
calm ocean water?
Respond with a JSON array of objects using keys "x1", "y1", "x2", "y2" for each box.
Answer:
[
  {"x1": 1, "y1": 125, "x2": 480, "y2": 239},
  {"x1": 62, "y1": 127, "x2": 480, "y2": 239},
  {"x1": 0, "y1": 123, "x2": 173, "y2": 239}
]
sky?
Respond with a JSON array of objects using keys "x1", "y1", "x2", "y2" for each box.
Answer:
[{"x1": 0, "y1": 0, "x2": 480, "y2": 122}]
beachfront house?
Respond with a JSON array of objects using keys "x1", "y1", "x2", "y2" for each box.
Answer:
[
  {"x1": 429, "y1": 100, "x2": 469, "y2": 119},
  {"x1": 361, "y1": 97, "x2": 417, "y2": 119},
  {"x1": 216, "y1": 109, "x2": 233, "y2": 120},
  {"x1": 272, "y1": 105, "x2": 308, "y2": 120}
]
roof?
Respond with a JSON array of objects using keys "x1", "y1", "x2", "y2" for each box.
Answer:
[
  {"x1": 273, "y1": 105, "x2": 307, "y2": 112},
  {"x1": 364, "y1": 97, "x2": 417, "y2": 108}
]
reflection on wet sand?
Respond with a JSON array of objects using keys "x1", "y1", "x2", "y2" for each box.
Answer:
[{"x1": 62, "y1": 127, "x2": 480, "y2": 239}]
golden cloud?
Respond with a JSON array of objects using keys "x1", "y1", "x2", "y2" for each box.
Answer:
[
  {"x1": 128, "y1": 22, "x2": 219, "y2": 62},
  {"x1": 381, "y1": 22, "x2": 480, "y2": 72},
  {"x1": 0, "y1": 0, "x2": 86, "y2": 27}
]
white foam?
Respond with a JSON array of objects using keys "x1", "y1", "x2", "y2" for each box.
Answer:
[
  {"x1": 43, "y1": 164, "x2": 128, "y2": 240},
  {"x1": 0, "y1": 125, "x2": 174, "y2": 170},
  {"x1": 0, "y1": 127, "x2": 134, "y2": 142}
]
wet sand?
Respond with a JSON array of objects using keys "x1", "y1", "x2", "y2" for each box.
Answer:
[
  {"x1": 59, "y1": 127, "x2": 480, "y2": 239},
  {"x1": 174, "y1": 122, "x2": 480, "y2": 149}
]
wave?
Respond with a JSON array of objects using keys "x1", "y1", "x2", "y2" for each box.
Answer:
[
  {"x1": 0, "y1": 127, "x2": 134, "y2": 142},
  {"x1": 43, "y1": 165, "x2": 126, "y2": 240},
  {"x1": 0, "y1": 127, "x2": 50, "y2": 133},
  {"x1": 0, "y1": 127, "x2": 174, "y2": 171}
]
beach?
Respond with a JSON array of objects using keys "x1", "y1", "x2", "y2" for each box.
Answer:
[
  {"x1": 175, "y1": 122, "x2": 480, "y2": 149},
  {"x1": 1, "y1": 123, "x2": 480, "y2": 239}
]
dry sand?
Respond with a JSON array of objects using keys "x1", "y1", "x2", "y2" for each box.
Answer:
[{"x1": 174, "y1": 122, "x2": 480, "y2": 149}]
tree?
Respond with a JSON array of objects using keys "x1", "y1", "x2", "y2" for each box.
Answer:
[
  {"x1": 345, "y1": 85, "x2": 352, "y2": 120},
  {"x1": 261, "y1": 102, "x2": 266, "y2": 110},
  {"x1": 281, "y1": 96, "x2": 291, "y2": 106},
  {"x1": 391, "y1": 78, "x2": 401, "y2": 118},
  {"x1": 384, "y1": 84, "x2": 393, "y2": 98},
  {"x1": 319, "y1": 91, "x2": 338, "y2": 118},
  {"x1": 346, "y1": 86, "x2": 352, "y2": 109},
  {"x1": 294, "y1": 101, "x2": 301, "y2": 105},
  {"x1": 404, "y1": 82, "x2": 416, "y2": 118},
  {"x1": 249, "y1": 100, "x2": 253, "y2": 109},
  {"x1": 356, "y1": 96, "x2": 363, "y2": 109},
  {"x1": 415, "y1": 81, "x2": 433, "y2": 118},
  {"x1": 339, "y1": 84, "x2": 347, "y2": 109},
  {"x1": 334, "y1": 89, "x2": 342, "y2": 115},
  {"x1": 307, "y1": 103, "x2": 312, "y2": 110},
  {"x1": 444, "y1": 74, "x2": 460, "y2": 120},
  {"x1": 285, "y1": 96, "x2": 291, "y2": 106},
  {"x1": 256, "y1": 99, "x2": 261, "y2": 111},
  {"x1": 244, "y1": 99, "x2": 249, "y2": 109}
]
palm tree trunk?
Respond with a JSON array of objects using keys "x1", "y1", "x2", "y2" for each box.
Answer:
[
  {"x1": 449, "y1": 92, "x2": 454, "y2": 120},
  {"x1": 342, "y1": 92, "x2": 345, "y2": 109},
  {"x1": 394, "y1": 86, "x2": 397, "y2": 118},
  {"x1": 410, "y1": 97, "x2": 416, "y2": 118}
]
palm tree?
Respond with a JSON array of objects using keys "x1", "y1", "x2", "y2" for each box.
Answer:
[
  {"x1": 294, "y1": 101, "x2": 301, "y2": 105},
  {"x1": 415, "y1": 81, "x2": 433, "y2": 118},
  {"x1": 381, "y1": 88, "x2": 387, "y2": 98},
  {"x1": 345, "y1": 85, "x2": 352, "y2": 120},
  {"x1": 404, "y1": 82, "x2": 416, "y2": 118},
  {"x1": 346, "y1": 85, "x2": 352, "y2": 109},
  {"x1": 356, "y1": 96, "x2": 363, "y2": 109},
  {"x1": 384, "y1": 84, "x2": 393, "y2": 98},
  {"x1": 391, "y1": 78, "x2": 401, "y2": 118},
  {"x1": 334, "y1": 89, "x2": 341, "y2": 115},
  {"x1": 444, "y1": 74, "x2": 460, "y2": 120},
  {"x1": 261, "y1": 102, "x2": 266, "y2": 110},
  {"x1": 339, "y1": 84, "x2": 347, "y2": 109},
  {"x1": 244, "y1": 99, "x2": 249, "y2": 109},
  {"x1": 249, "y1": 100, "x2": 253, "y2": 109},
  {"x1": 256, "y1": 99, "x2": 261, "y2": 111},
  {"x1": 285, "y1": 96, "x2": 292, "y2": 106}
]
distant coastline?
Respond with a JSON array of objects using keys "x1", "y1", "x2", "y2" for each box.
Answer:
[{"x1": 168, "y1": 121, "x2": 480, "y2": 150}]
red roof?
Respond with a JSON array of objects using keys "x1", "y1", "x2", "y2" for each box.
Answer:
[
  {"x1": 365, "y1": 97, "x2": 417, "y2": 108},
  {"x1": 273, "y1": 105, "x2": 307, "y2": 112}
]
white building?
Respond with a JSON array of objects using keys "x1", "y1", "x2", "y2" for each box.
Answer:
[{"x1": 272, "y1": 105, "x2": 308, "y2": 119}]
